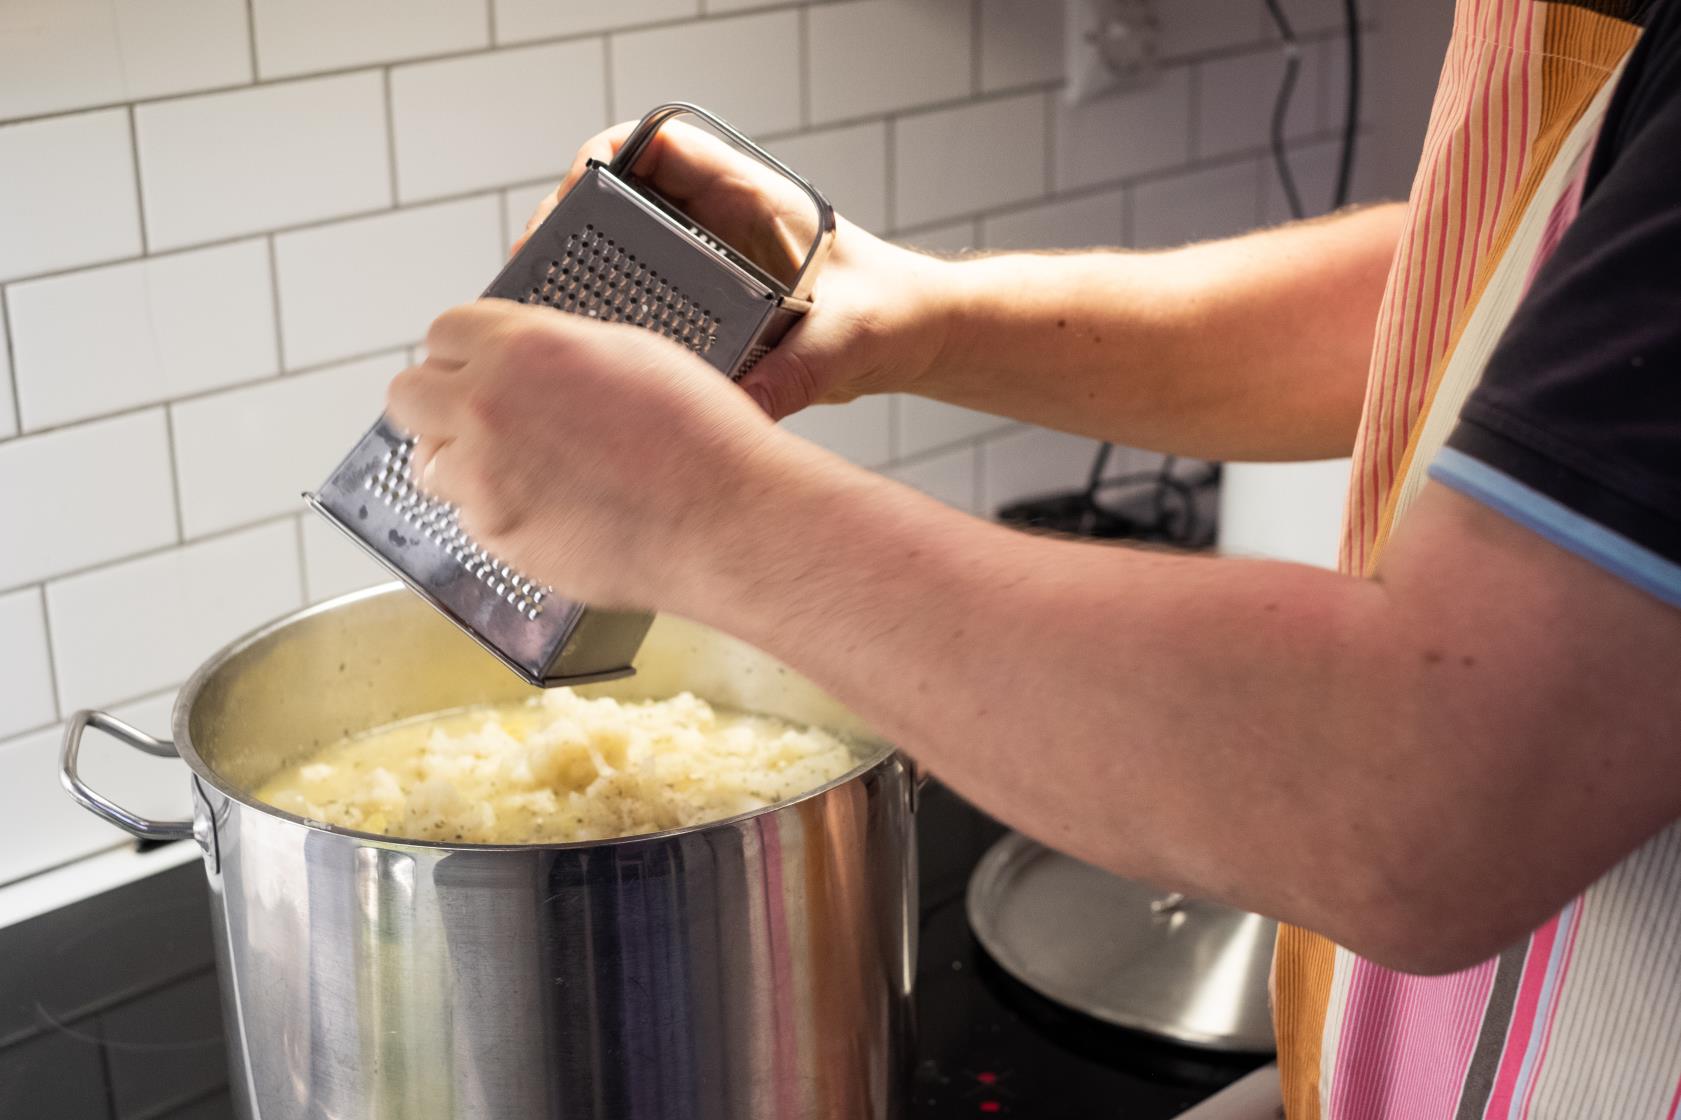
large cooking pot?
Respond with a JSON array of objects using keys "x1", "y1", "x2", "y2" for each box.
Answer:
[{"x1": 61, "y1": 584, "x2": 917, "y2": 1120}]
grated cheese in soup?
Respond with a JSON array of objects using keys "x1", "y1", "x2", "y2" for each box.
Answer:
[{"x1": 254, "y1": 689, "x2": 859, "y2": 844}]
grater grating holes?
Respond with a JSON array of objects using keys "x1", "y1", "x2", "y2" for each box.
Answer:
[
  {"x1": 366, "y1": 441, "x2": 551, "y2": 621},
  {"x1": 735, "y1": 343, "x2": 773, "y2": 377},
  {"x1": 524, "y1": 225, "x2": 720, "y2": 355}
]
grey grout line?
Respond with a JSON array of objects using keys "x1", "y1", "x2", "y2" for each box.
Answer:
[
  {"x1": 0, "y1": 679, "x2": 193, "y2": 751},
  {"x1": 882, "y1": 117, "x2": 897, "y2": 233},
  {"x1": 34, "y1": 586, "x2": 64, "y2": 724},
  {"x1": 885, "y1": 127, "x2": 1350, "y2": 241},
  {"x1": 381, "y1": 67, "x2": 400, "y2": 206},
  {"x1": 0, "y1": 23, "x2": 1351, "y2": 134},
  {"x1": 293, "y1": 514, "x2": 313, "y2": 603},
  {"x1": 2, "y1": 295, "x2": 21, "y2": 438},
  {"x1": 0, "y1": 182, "x2": 518, "y2": 290},
  {"x1": 265, "y1": 235, "x2": 288, "y2": 372},
  {"x1": 0, "y1": 508, "x2": 306, "y2": 601},
  {"x1": 125, "y1": 107, "x2": 150, "y2": 255},
  {"x1": 1192, "y1": 60, "x2": 1208, "y2": 161},
  {"x1": 601, "y1": 34, "x2": 616, "y2": 122},
  {"x1": 2, "y1": 343, "x2": 411, "y2": 446},
  {"x1": 495, "y1": 189, "x2": 510, "y2": 251},
  {"x1": 485, "y1": 0, "x2": 498, "y2": 47},
  {"x1": 1042, "y1": 90, "x2": 1056, "y2": 194},
  {"x1": 242, "y1": 0, "x2": 261, "y2": 80},
  {"x1": 160, "y1": 404, "x2": 188, "y2": 544},
  {"x1": 0, "y1": 77, "x2": 1084, "y2": 294},
  {"x1": 970, "y1": 0, "x2": 984, "y2": 95},
  {"x1": 0, "y1": 119, "x2": 1367, "y2": 439},
  {"x1": 797, "y1": 6, "x2": 811, "y2": 129}
]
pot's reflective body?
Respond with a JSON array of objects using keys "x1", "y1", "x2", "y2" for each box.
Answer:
[{"x1": 173, "y1": 586, "x2": 916, "y2": 1120}]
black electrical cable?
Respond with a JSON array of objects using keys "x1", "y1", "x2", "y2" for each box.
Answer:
[
  {"x1": 1262, "y1": 0, "x2": 1306, "y2": 220},
  {"x1": 1334, "y1": 0, "x2": 1362, "y2": 210}
]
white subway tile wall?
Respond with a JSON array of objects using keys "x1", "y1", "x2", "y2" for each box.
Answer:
[
  {"x1": 171, "y1": 351, "x2": 402, "y2": 537},
  {"x1": 807, "y1": 0, "x2": 974, "y2": 124},
  {"x1": 894, "y1": 92, "x2": 1047, "y2": 228},
  {"x1": 8, "y1": 240, "x2": 278, "y2": 430},
  {"x1": 135, "y1": 73, "x2": 393, "y2": 251},
  {"x1": 0, "y1": 0, "x2": 1384, "y2": 882},
  {"x1": 298, "y1": 516, "x2": 390, "y2": 604},
  {"x1": 887, "y1": 446, "x2": 980, "y2": 513},
  {"x1": 979, "y1": 0, "x2": 1065, "y2": 92},
  {"x1": 768, "y1": 122, "x2": 891, "y2": 235},
  {"x1": 0, "y1": 110, "x2": 142, "y2": 282},
  {"x1": 493, "y1": 0, "x2": 699, "y2": 45},
  {"x1": 1131, "y1": 160, "x2": 1264, "y2": 249},
  {"x1": 610, "y1": 12, "x2": 802, "y2": 134},
  {"x1": 0, "y1": 301, "x2": 14, "y2": 439},
  {"x1": 250, "y1": 0, "x2": 490, "y2": 79},
  {"x1": 979, "y1": 188, "x2": 1127, "y2": 251},
  {"x1": 0, "y1": 588, "x2": 55, "y2": 741},
  {"x1": 45, "y1": 521, "x2": 303, "y2": 714},
  {"x1": 390, "y1": 41, "x2": 606, "y2": 202},
  {"x1": 273, "y1": 196, "x2": 502, "y2": 368},
  {"x1": 0, "y1": 0, "x2": 252, "y2": 121},
  {"x1": 0, "y1": 411, "x2": 178, "y2": 588}
]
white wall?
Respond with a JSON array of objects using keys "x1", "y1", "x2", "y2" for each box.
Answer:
[{"x1": 0, "y1": 0, "x2": 1394, "y2": 884}]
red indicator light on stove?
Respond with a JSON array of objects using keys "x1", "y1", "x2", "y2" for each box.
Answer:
[
  {"x1": 979, "y1": 1103, "x2": 1002, "y2": 1114},
  {"x1": 976, "y1": 1072, "x2": 997, "y2": 1085}
]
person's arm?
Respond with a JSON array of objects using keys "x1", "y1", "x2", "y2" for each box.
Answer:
[
  {"x1": 387, "y1": 302, "x2": 1681, "y2": 977},
  {"x1": 525, "y1": 121, "x2": 1404, "y2": 462},
  {"x1": 688, "y1": 459, "x2": 1681, "y2": 976},
  {"x1": 920, "y1": 204, "x2": 1405, "y2": 461}
]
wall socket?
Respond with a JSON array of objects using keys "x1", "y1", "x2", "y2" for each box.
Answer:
[{"x1": 1065, "y1": 0, "x2": 1161, "y2": 105}]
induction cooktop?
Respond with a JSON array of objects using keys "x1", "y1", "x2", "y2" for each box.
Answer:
[{"x1": 910, "y1": 782, "x2": 1271, "y2": 1118}]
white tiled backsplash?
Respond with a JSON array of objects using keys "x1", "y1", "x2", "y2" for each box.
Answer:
[{"x1": 0, "y1": 0, "x2": 1386, "y2": 883}]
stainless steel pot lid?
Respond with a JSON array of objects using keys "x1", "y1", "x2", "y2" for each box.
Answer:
[{"x1": 965, "y1": 831, "x2": 1277, "y2": 1053}]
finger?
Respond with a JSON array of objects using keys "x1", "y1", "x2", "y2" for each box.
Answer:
[
  {"x1": 408, "y1": 436, "x2": 459, "y2": 503},
  {"x1": 735, "y1": 347, "x2": 822, "y2": 422},
  {"x1": 423, "y1": 301, "x2": 520, "y2": 365},
  {"x1": 387, "y1": 359, "x2": 469, "y2": 441}
]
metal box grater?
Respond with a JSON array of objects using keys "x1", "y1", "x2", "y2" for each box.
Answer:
[{"x1": 307, "y1": 103, "x2": 835, "y2": 687}]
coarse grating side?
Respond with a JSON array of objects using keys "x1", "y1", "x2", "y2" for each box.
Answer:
[
  {"x1": 736, "y1": 343, "x2": 774, "y2": 376},
  {"x1": 367, "y1": 441, "x2": 549, "y2": 621},
  {"x1": 308, "y1": 102, "x2": 835, "y2": 688}
]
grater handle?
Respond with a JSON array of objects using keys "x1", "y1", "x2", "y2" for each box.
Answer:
[
  {"x1": 60, "y1": 710, "x2": 195, "y2": 841},
  {"x1": 610, "y1": 101, "x2": 836, "y2": 303}
]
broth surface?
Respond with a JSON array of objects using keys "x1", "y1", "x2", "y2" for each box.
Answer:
[{"x1": 254, "y1": 688, "x2": 858, "y2": 844}]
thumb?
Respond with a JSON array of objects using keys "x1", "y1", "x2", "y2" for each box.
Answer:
[{"x1": 735, "y1": 348, "x2": 823, "y2": 421}]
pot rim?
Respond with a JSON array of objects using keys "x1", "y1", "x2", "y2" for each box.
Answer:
[{"x1": 169, "y1": 582, "x2": 900, "y2": 853}]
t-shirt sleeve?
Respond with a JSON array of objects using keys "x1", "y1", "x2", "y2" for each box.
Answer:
[{"x1": 1429, "y1": 5, "x2": 1681, "y2": 609}]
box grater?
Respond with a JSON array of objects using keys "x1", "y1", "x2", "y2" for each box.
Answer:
[{"x1": 307, "y1": 102, "x2": 835, "y2": 687}]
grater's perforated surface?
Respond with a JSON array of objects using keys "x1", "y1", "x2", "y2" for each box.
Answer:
[
  {"x1": 523, "y1": 224, "x2": 720, "y2": 354},
  {"x1": 367, "y1": 441, "x2": 550, "y2": 621}
]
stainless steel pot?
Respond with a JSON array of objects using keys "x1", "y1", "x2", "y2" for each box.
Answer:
[{"x1": 61, "y1": 585, "x2": 916, "y2": 1120}]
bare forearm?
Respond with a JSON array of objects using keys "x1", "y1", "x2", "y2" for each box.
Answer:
[
  {"x1": 675, "y1": 454, "x2": 1681, "y2": 972},
  {"x1": 919, "y1": 203, "x2": 1405, "y2": 461}
]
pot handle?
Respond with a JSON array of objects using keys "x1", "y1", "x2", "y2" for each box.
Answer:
[{"x1": 60, "y1": 711, "x2": 195, "y2": 841}]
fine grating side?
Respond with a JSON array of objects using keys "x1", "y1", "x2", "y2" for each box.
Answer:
[{"x1": 524, "y1": 224, "x2": 719, "y2": 355}]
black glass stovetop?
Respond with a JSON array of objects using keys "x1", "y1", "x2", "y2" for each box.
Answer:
[{"x1": 910, "y1": 782, "x2": 1270, "y2": 1118}]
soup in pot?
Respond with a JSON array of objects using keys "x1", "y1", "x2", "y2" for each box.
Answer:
[{"x1": 254, "y1": 688, "x2": 859, "y2": 845}]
